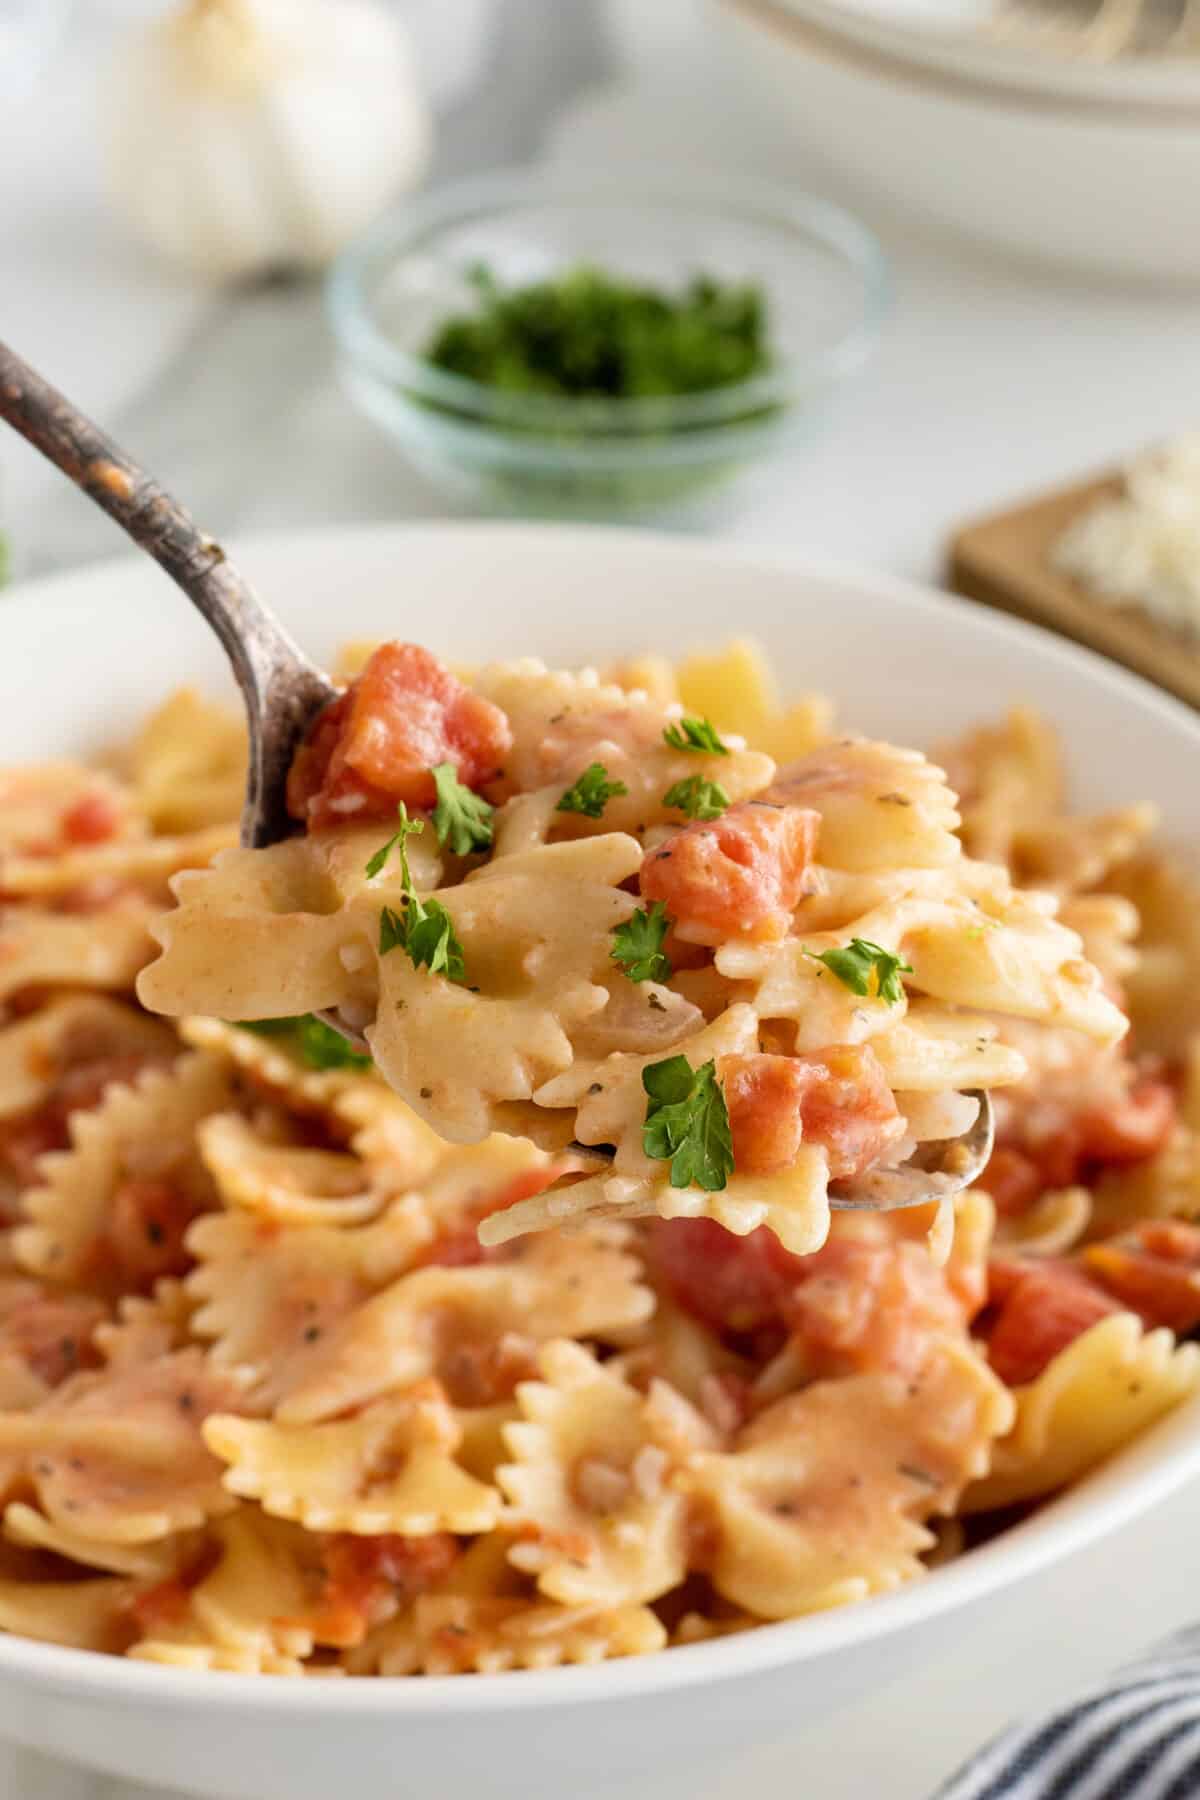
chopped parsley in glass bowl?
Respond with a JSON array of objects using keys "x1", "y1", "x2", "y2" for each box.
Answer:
[{"x1": 327, "y1": 171, "x2": 888, "y2": 522}]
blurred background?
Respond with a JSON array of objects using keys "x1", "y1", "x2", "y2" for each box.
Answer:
[{"x1": 1, "y1": 0, "x2": 1197, "y2": 585}]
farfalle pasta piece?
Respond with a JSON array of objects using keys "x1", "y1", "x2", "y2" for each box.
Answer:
[
  {"x1": 275, "y1": 1223, "x2": 653, "y2": 1425},
  {"x1": 0, "y1": 995, "x2": 174, "y2": 1123},
  {"x1": 767, "y1": 739, "x2": 962, "y2": 872},
  {"x1": 185, "y1": 1202, "x2": 434, "y2": 1412},
  {"x1": 688, "y1": 1339, "x2": 1013, "y2": 1619},
  {"x1": 368, "y1": 834, "x2": 643, "y2": 1142},
  {"x1": 446, "y1": 658, "x2": 774, "y2": 849},
  {"x1": 936, "y1": 706, "x2": 1063, "y2": 867},
  {"x1": 670, "y1": 638, "x2": 835, "y2": 763},
  {"x1": 0, "y1": 824, "x2": 236, "y2": 904},
  {"x1": 532, "y1": 1006, "x2": 759, "y2": 1179},
  {"x1": 93, "y1": 1278, "x2": 196, "y2": 1367},
  {"x1": 0, "y1": 1348, "x2": 250, "y2": 1542},
  {"x1": 179, "y1": 1016, "x2": 441, "y2": 1181},
  {"x1": 612, "y1": 1295, "x2": 751, "y2": 1414},
  {"x1": 0, "y1": 763, "x2": 141, "y2": 861},
  {"x1": 349, "y1": 1593, "x2": 667, "y2": 1674},
  {"x1": 714, "y1": 939, "x2": 903, "y2": 1053},
  {"x1": 138, "y1": 836, "x2": 374, "y2": 1021},
  {"x1": 129, "y1": 1509, "x2": 314, "y2": 1674},
  {"x1": 472, "y1": 660, "x2": 676, "y2": 794},
  {"x1": 0, "y1": 1277, "x2": 107, "y2": 1417},
  {"x1": 1058, "y1": 894, "x2": 1141, "y2": 997},
  {"x1": 499, "y1": 1340, "x2": 697, "y2": 1608},
  {"x1": 129, "y1": 687, "x2": 246, "y2": 833},
  {"x1": 197, "y1": 1113, "x2": 386, "y2": 1228},
  {"x1": 205, "y1": 1386, "x2": 501, "y2": 1535},
  {"x1": 859, "y1": 885, "x2": 1125, "y2": 1045},
  {"x1": 868, "y1": 1005, "x2": 1028, "y2": 1093},
  {"x1": 1106, "y1": 850, "x2": 1200, "y2": 1057},
  {"x1": 0, "y1": 903, "x2": 156, "y2": 1004},
  {"x1": 2, "y1": 1500, "x2": 187, "y2": 1580},
  {"x1": 1013, "y1": 806, "x2": 1158, "y2": 899},
  {"x1": 0, "y1": 1574, "x2": 140, "y2": 1653},
  {"x1": 483, "y1": 1006, "x2": 831, "y2": 1254},
  {"x1": 1089, "y1": 1127, "x2": 1200, "y2": 1239},
  {"x1": 14, "y1": 1052, "x2": 234, "y2": 1292},
  {"x1": 993, "y1": 1186, "x2": 1093, "y2": 1256},
  {"x1": 965, "y1": 1314, "x2": 1200, "y2": 1513}
]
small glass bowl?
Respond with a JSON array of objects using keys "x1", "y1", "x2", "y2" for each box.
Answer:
[{"x1": 327, "y1": 169, "x2": 889, "y2": 523}]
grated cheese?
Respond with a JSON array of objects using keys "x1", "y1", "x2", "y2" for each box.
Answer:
[{"x1": 1053, "y1": 434, "x2": 1200, "y2": 638}]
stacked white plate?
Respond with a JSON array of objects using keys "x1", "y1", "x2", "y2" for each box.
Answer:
[{"x1": 712, "y1": 0, "x2": 1200, "y2": 281}]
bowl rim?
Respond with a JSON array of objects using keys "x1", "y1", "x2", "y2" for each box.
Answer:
[
  {"x1": 326, "y1": 168, "x2": 890, "y2": 438},
  {"x1": 719, "y1": 0, "x2": 1200, "y2": 120},
  {"x1": 3, "y1": 520, "x2": 1200, "y2": 1716}
]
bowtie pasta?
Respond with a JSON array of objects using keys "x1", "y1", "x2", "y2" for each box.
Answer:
[
  {"x1": 0, "y1": 640, "x2": 1191, "y2": 1677},
  {"x1": 139, "y1": 643, "x2": 1124, "y2": 1261}
]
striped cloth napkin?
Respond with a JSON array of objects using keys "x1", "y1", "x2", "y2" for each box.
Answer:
[{"x1": 935, "y1": 1628, "x2": 1200, "y2": 1800}]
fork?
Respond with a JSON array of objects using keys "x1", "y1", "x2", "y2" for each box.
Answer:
[{"x1": 0, "y1": 337, "x2": 994, "y2": 1214}]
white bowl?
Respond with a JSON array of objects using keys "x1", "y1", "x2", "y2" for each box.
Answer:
[
  {"x1": 767, "y1": 0, "x2": 1200, "y2": 108},
  {"x1": 4, "y1": 520, "x2": 1200, "y2": 1800},
  {"x1": 714, "y1": 0, "x2": 1200, "y2": 284}
]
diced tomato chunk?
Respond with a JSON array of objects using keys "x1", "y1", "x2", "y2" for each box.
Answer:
[
  {"x1": 721, "y1": 1053, "x2": 805, "y2": 1176},
  {"x1": 96, "y1": 1178, "x2": 201, "y2": 1292},
  {"x1": 128, "y1": 1542, "x2": 221, "y2": 1637},
  {"x1": 0, "y1": 1052, "x2": 166, "y2": 1190},
  {"x1": 416, "y1": 1161, "x2": 569, "y2": 1270},
  {"x1": 287, "y1": 643, "x2": 512, "y2": 830},
  {"x1": 1075, "y1": 1078, "x2": 1176, "y2": 1166},
  {"x1": 62, "y1": 790, "x2": 122, "y2": 846},
  {"x1": 310, "y1": 1532, "x2": 459, "y2": 1647},
  {"x1": 650, "y1": 1212, "x2": 964, "y2": 1379},
  {"x1": 640, "y1": 800, "x2": 818, "y2": 941},
  {"x1": 648, "y1": 1216, "x2": 802, "y2": 1338},
  {"x1": 2, "y1": 1292, "x2": 106, "y2": 1387},
  {"x1": 722, "y1": 1047, "x2": 903, "y2": 1180},
  {"x1": 980, "y1": 1146, "x2": 1045, "y2": 1218},
  {"x1": 984, "y1": 1076, "x2": 1176, "y2": 1220},
  {"x1": 781, "y1": 1232, "x2": 964, "y2": 1380},
  {"x1": 982, "y1": 1260, "x2": 1119, "y2": 1387},
  {"x1": 1083, "y1": 1221, "x2": 1200, "y2": 1335}
]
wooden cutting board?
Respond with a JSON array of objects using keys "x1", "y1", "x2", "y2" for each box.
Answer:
[{"x1": 947, "y1": 469, "x2": 1200, "y2": 711}]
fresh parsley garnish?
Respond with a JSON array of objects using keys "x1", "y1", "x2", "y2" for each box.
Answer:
[
  {"x1": 365, "y1": 805, "x2": 426, "y2": 881},
  {"x1": 424, "y1": 266, "x2": 770, "y2": 404},
  {"x1": 371, "y1": 805, "x2": 467, "y2": 983},
  {"x1": 379, "y1": 906, "x2": 407, "y2": 957},
  {"x1": 402, "y1": 897, "x2": 466, "y2": 981},
  {"x1": 556, "y1": 762, "x2": 629, "y2": 819},
  {"x1": 663, "y1": 774, "x2": 729, "y2": 821},
  {"x1": 611, "y1": 902, "x2": 673, "y2": 983},
  {"x1": 663, "y1": 716, "x2": 729, "y2": 756},
  {"x1": 642, "y1": 1055, "x2": 734, "y2": 1192},
  {"x1": 431, "y1": 762, "x2": 494, "y2": 856},
  {"x1": 804, "y1": 937, "x2": 912, "y2": 1005},
  {"x1": 238, "y1": 1015, "x2": 371, "y2": 1071}
]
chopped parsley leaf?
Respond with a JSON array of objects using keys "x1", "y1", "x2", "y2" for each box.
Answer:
[
  {"x1": 663, "y1": 774, "x2": 729, "y2": 821},
  {"x1": 663, "y1": 716, "x2": 729, "y2": 755},
  {"x1": 238, "y1": 1015, "x2": 371, "y2": 1070},
  {"x1": 365, "y1": 805, "x2": 425, "y2": 881},
  {"x1": 642, "y1": 1055, "x2": 733, "y2": 1191},
  {"x1": 804, "y1": 937, "x2": 912, "y2": 1005},
  {"x1": 372, "y1": 804, "x2": 467, "y2": 983},
  {"x1": 556, "y1": 762, "x2": 629, "y2": 819},
  {"x1": 611, "y1": 902, "x2": 673, "y2": 983},
  {"x1": 431, "y1": 762, "x2": 494, "y2": 856}
]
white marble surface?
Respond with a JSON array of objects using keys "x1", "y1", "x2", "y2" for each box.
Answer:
[{"x1": 2, "y1": 4, "x2": 1200, "y2": 1795}]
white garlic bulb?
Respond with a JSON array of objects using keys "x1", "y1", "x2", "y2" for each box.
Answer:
[{"x1": 104, "y1": 0, "x2": 432, "y2": 282}]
